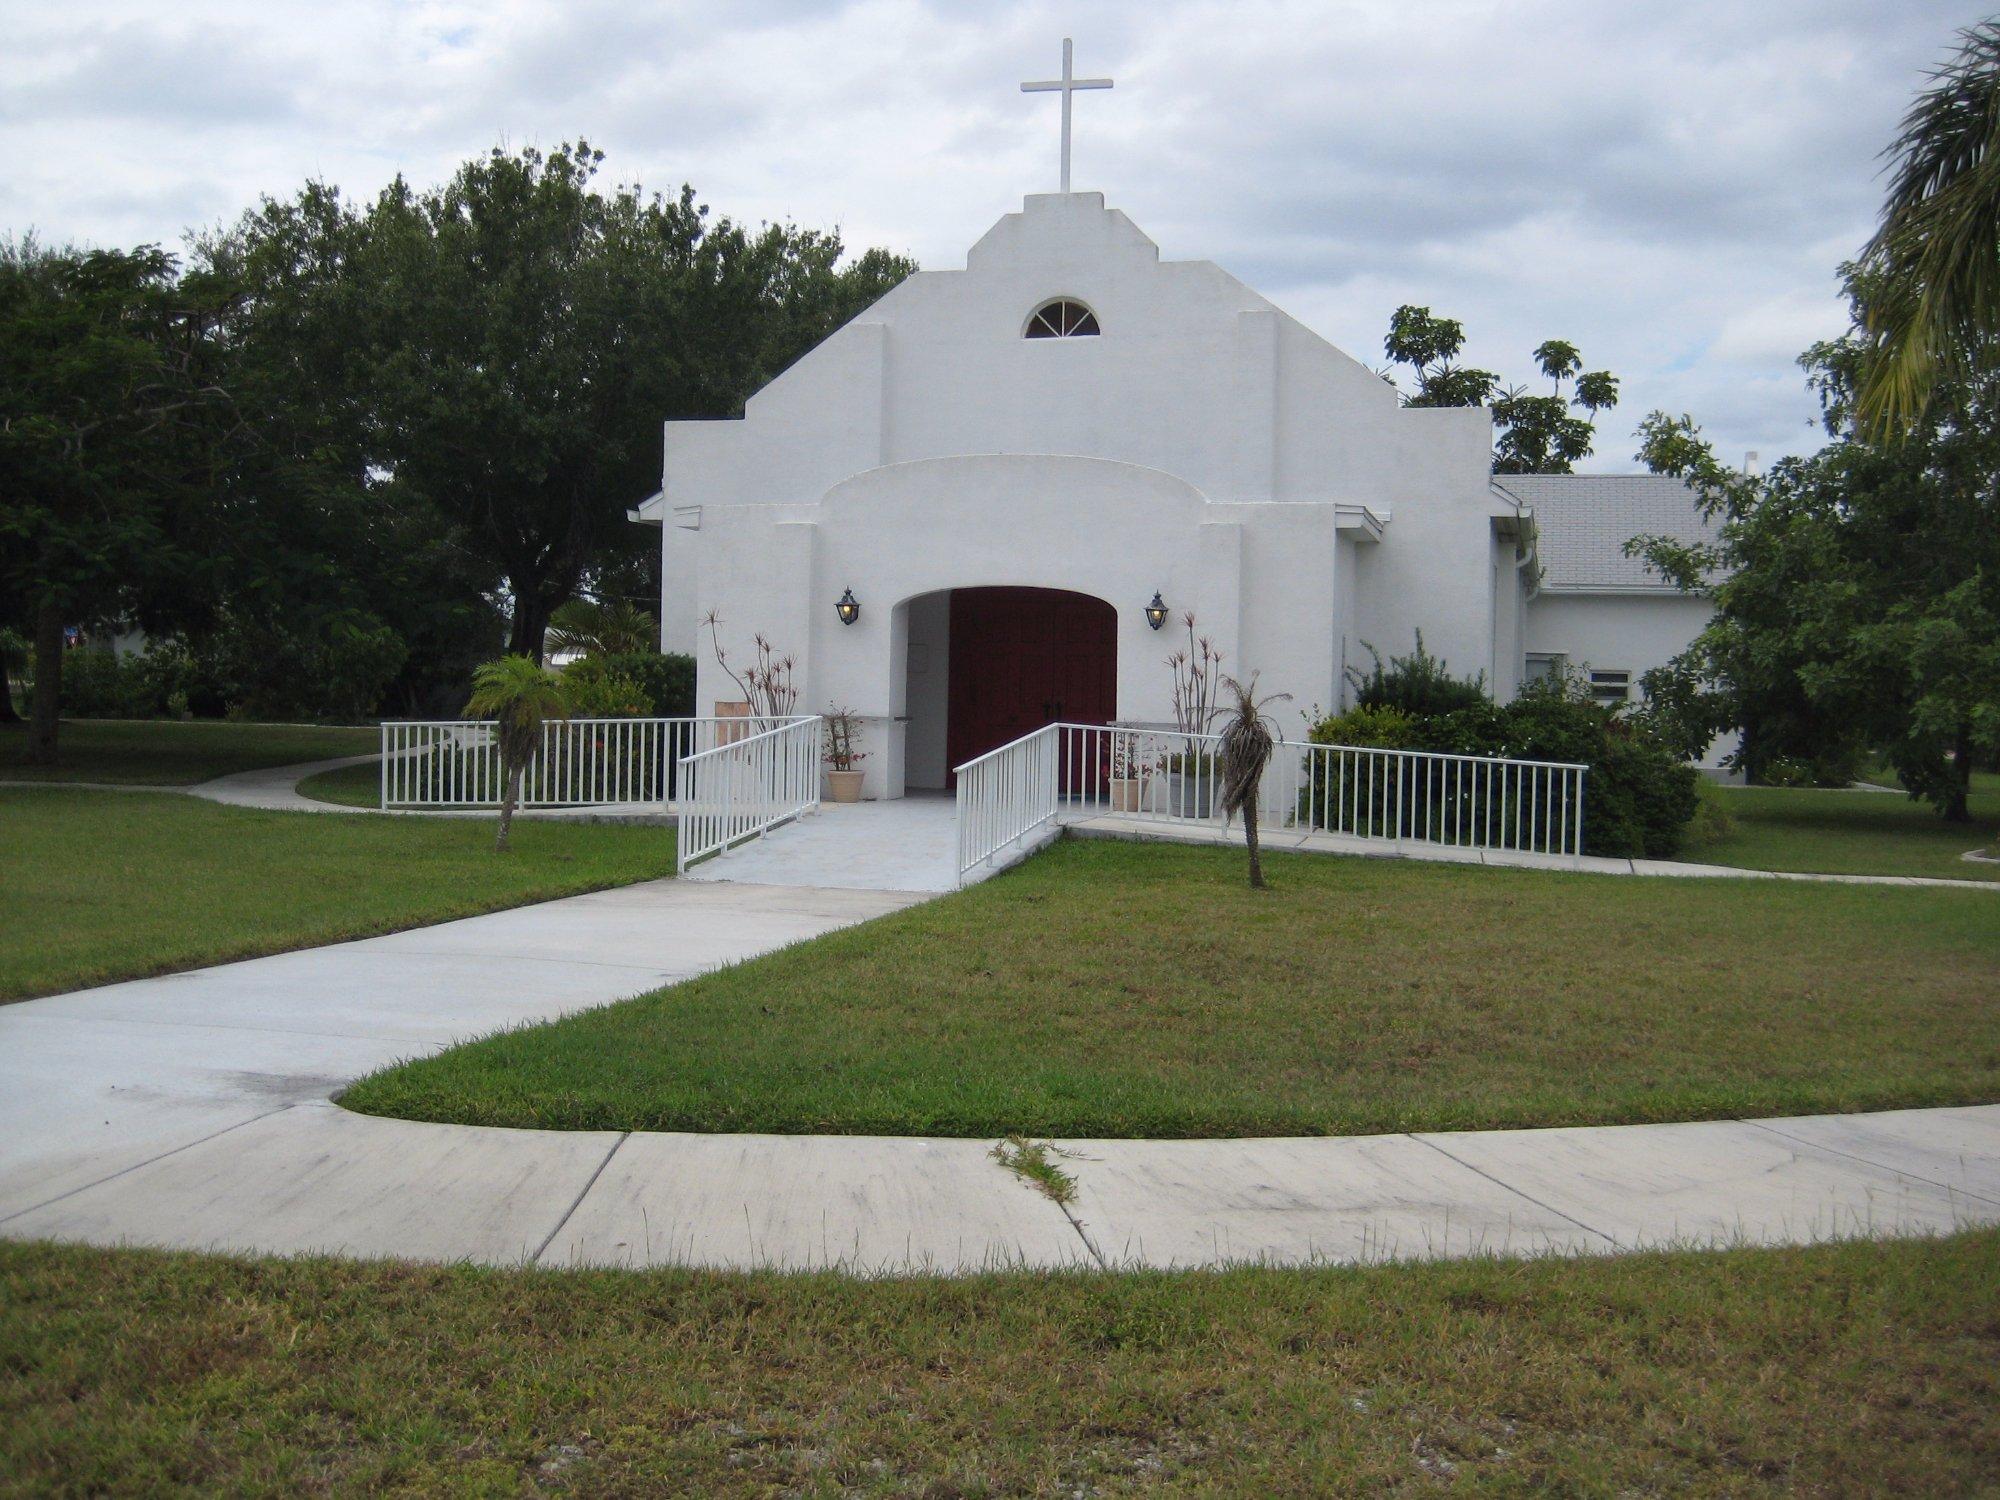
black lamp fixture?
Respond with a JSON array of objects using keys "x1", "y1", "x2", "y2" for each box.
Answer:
[
  {"x1": 834, "y1": 587, "x2": 861, "y2": 626},
  {"x1": 1144, "y1": 591, "x2": 1170, "y2": 630}
]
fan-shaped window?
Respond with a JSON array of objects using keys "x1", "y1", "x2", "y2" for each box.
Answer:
[{"x1": 1025, "y1": 299, "x2": 1100, "y2": 338}]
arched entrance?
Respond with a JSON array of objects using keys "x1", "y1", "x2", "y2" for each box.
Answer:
[{"x1": 943, "y1": 587, "x2": 1117, "y2": 783}]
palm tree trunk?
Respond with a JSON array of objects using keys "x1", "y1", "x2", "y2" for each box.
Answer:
[
  {"x1": 496, "y1": 760, "x2": 520, "y2": 852},
  {"x1": 1244, "y1": 788, "x2": 1264, "y2": 889}
]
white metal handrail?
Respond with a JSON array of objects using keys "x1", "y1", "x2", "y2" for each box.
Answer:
[
  {"x1": 378, "y1": 717, "x2": 767, "y2": 809},
  {"x1": 953, "y1": 723, "x2": 1062, "y2": 880},
  {"x1": 675, "y1": 715, "x2": 824, "y2": 872},
  {"x1": 953, "y1": 722, "x2": 1590, "y2": 883}
]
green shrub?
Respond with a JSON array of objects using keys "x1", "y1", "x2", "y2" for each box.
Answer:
[
  {"x1": 558, "y1": 657, "x2": 652, "y2": 718},
  {"x1": 1306, "y1": 703, "x2": 1422, "y2": 749},
  {"x1": 1760, "y1": 755, "x2": 1816, "y2": 788},
  {"x1": 553, "y1": 653, "x2": 697, "y2": 719},
  {"x1": 57, "y1": 648, "x2": 130, "y2": 717},
  {"x1": 1759, "y1": 750, "x2": 1861, "y2": 789},
  {"x1": 1347, "y1": 633, "x2": 1487, "y2": 717},
  {"x1": 595, "y1": 652, "x2": 696, "y2": 717},
  {"x1": 1300, "y1": 670, "x2": 1703, "y2": 858},
  {"x1": 1584, "y1": 733, "x2": 1702, "y2": 858}
]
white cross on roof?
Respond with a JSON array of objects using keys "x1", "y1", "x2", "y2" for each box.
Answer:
[{"x1": 1021, "y1": 38, "x2": 1112, "y2": 194}]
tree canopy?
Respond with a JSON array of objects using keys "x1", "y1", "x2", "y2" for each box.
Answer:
[
  {"x1": 1629, "y1": 275, "x2": 2000, "y2": 822},
  {"x1": 2, "y1": 140, "x2": 916, "y2": 760},
  {"x1": 246, "y1": 140, "x2": 914, "y2": 664},
  {"x1": 1380, "y1": 305, "x2": 1619, "y2": 472},
  {"x1": 0, "y1": 240, "x2": 238, "y2": 760}
]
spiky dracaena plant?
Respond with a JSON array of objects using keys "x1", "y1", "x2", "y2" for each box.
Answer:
[
  {"x1": 1215, "y1": 673, "x2": 1291, "y2": 889},
  {"x1": 464, "y1": 654, "x2": 569, "y2": 852}
]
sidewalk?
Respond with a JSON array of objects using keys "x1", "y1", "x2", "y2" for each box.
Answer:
[{"x1": 3, "y1": 864, "x2": 1994, "y2": 1273}]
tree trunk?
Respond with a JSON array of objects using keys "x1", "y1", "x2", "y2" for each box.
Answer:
[
  {"x1": 0, "y1": 651, "x2": 19, "y2": 723},
  {"x1": 496, "y1": 760, "x2": 520, "y2": 852},
  {"x1": 508, "y1": 594, "x2": 552, "y2": 665},
  {"x1": 28, "y1": 600, "x2": 63, "y2": 765},
  {"x1": 1942, "y1": 728, "x2": 1973, "y2": 824},
  {"x1": 1243, "y1": 784, "x2": 1265, "y2": 889}
]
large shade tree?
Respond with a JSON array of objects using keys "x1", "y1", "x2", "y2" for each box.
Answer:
[
  {"x1": 1629, "y1": 276, "x2": 2000, "y2": 822},
  {"x1": 192, "y1": 183, "x2": 503, "y2": 718},
  {"x1": 358, "y1": 142, "x2": 914, "y2": 661},
  {"x1": 0, "y1": 241, "x2": 236, "y2": 763}
]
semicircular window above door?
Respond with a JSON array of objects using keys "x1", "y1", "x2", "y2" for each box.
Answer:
[{"x1": 1024, "y1": 299, "x2": 1101, "y2": 337}]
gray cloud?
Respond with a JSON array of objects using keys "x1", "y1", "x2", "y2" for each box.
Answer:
[{"x1": 0, "y1": 0, "x2": 1978, "y2": 468}]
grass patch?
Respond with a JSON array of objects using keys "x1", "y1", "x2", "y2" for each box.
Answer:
[
  {"x1": 296, "y1": 758, "x2": 382, "y2": 808},
  {"x1": 1, "y1": 788, "x2": 675, "y2": 1001},
  {"x1": 3, "y1": 1232, "x2": 1996, "y2": 1493},
  {"x1": 343, "y1": 838, "x2": 2000, "y2": 1138},
  {"x1": 0, "y1": 718, "x2": 376, "y2": 785},
  {"x1": 1684, "y1": 773, "x2": 2000, "y2": 882}
]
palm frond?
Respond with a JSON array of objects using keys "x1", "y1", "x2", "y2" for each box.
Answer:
[
  {"x1": 1215, "y1": 673, "x2": 1291, "y2": 819},
  {"x1": 547, "y1": 598, "x2": 658, "y2": 657},
  {"x1": 1857, "y1": 22, "x2": 2000, "y2": 434},
  {"x1": 465, "y1": 654, "x2": 569, "y2": 763}
]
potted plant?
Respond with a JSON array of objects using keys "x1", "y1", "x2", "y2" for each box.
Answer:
[
  {"x1": 823, "y1": 706, "x2": 867, "y2": 802},
  {"x1": 1107, "y1": 730, "x2": 1153, "y2": 812},
  {"x1": 1164, "y1": 747, "x2": 1220, "y2": 818}
]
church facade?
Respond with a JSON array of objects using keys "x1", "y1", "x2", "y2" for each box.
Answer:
[{"x1": 638, "y1": 192, "x2": 1721, "y2": 797}]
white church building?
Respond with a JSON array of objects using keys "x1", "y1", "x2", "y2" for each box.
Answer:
[{"x1": 638, "y1": 68, "x2": 1722, "y2": 798}]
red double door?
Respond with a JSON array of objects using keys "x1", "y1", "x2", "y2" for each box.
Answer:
[{"x1": 946, "y1": 587, "x2": 1117, "y2": 784}]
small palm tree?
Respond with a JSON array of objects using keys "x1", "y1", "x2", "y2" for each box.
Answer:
[
  {"x1": 464, "y1": 655, "x2": 569, "y2": 852},
  {"x1": 546, "y1": 597, "x2": 658, "y2": 659},
  {"x1": 1215, "y1": 673, "x2": 1292, "y2": 889},
  {"x1": 1856, "y1": 21, "x2": 2000, "y2": 433}
]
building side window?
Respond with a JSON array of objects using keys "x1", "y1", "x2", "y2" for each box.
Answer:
[
  {"x1": 1524, "y1": 653, "x2": 1564, "y2": 683},
  {"x1": 1588, "y1": 669, "x2": 1632, "y2": 707},
  {"x1": 1025, "y1": 299, "x2": 1100, "y2": 338}
]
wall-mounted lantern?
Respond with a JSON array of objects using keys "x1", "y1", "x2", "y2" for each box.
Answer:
[
  {"x1": 834, "y1": 587, "x2": 861, "y2": 626},
  {"x1": 1144, "y1": 591, "x2": 1169, "y2": 630}
]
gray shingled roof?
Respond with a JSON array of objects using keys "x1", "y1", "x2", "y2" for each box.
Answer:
[{"x1": 1497, "y1": 474, "x2": 1722, "y2": 592}]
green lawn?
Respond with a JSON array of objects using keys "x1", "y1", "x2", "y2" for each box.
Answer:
[
  {"x1": 296, "y1": 758, "x2": 382, "y2": 807},
  {"x1": 342, "y1": 838, "x2": 2000, "y2": 1139},
  {"x1": 0, "y1": 718, "x2": 377, "y2": 785},
  {"x1": 2, "y1": 788, "x2": 676, "y2": 1001},
  {"x1": 4, "y1": 1232, "x2": 1995, "y2": 1494},
  {"x1": 1684, "y1": 773, "x2": 2000, "y2": 881}
]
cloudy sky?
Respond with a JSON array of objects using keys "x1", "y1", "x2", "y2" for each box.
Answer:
[{"x1": 2, "y1": 0, "x2": 1981, "y2": 468}]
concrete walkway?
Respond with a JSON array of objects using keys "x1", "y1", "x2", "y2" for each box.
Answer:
[
  {"x1": 187, "y1": 754, "x2": 381, "y2": 813},
  {"x1": 4, "y1": 860, "x2": 1997, "y2": 1272},
  {"x1": 175, "y1": 757, "x2": 677, "y2": 825},
  {"x1": 5, "y1": 764, "x2": 1995, "y2": 1273},
  {"x1": 686, "y1": 796, "x2": 962, "y2": 893}
]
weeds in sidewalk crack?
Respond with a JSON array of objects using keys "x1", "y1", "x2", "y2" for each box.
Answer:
[{"x1": 990, "y1": 1136, "x2": 1082, "y2": 1205}]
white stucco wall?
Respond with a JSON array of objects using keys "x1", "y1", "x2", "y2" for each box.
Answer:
[
  {"x1": 1525, "y1": 590, "x2": 1735, "y2": 768},
  {"x1": 653, "y1": 192, "x2": 1588, "y2": 796}
]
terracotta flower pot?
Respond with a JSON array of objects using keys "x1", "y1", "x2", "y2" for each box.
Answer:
[
  {"x1": 825, "y1": 768, "x2": 865, "y2": 803},
  {"x1": 1109, "y1": 776, "x2": 1145, "y2": 812}
]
